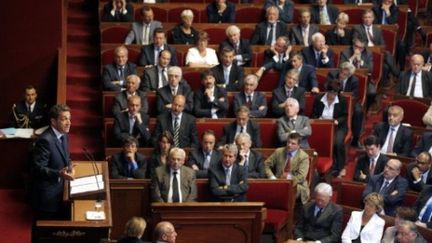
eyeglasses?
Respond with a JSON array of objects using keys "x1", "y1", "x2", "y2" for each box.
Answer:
[{"x1": 416, "y1": 160, "x2": 430, "y2": 165}]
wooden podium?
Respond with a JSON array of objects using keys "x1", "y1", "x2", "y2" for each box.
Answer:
[{"x1": 33, "y1": 161, "x2": 112, "y2": 243}]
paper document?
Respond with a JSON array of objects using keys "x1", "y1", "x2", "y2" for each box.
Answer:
[
  {"x1": 0, "y1": 128, "x2": 34, "y2": 138},
  {"x1": 86, "y1": 211, "x2": 106, "y2": 221},
  {"x1": 70, "y1": 175, "x2": 104, "y2": 195}
]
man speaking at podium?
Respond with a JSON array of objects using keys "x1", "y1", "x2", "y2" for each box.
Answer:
[{"x1": 30, "y1": 104, "x2": 75, "y2": 220}]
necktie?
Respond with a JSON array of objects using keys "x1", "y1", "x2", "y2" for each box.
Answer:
[
  {"x1": 225, "y1": 168, "x2": 231, "y2": 185},
  {"x1": 235, "y1": 44, "x2": 240, "y2": 54},
  {"x1": 27, "y1": 105, "x2": 31, "y2": 113},
  {"x1": 386, "y1": 127, "x2": 395, "y2": 154},
  {"x1": 283, "y1": 152, "x2": 292, "y2": 174},
  {"x1": 316, "y1": 52, "x2": 321, "y2": 65},
  {"x1": 279, "y1": 54, "x2": 284, "y2": 64},
  {"x1": 303, "y1": 28, "x2": 309, "y2": 46},
  {"x1": 286, "y1": 90, "x2": 292, "y2": 97},
  {"x1": 142, "y1": 24, "x2": 149, "y2": 45},
  {"x1": 421, "y1": 202, "x2": 432, "y2": 223},
  {"x1": 369, "y1": 158, "x2": 376, "y2": 176},
  {"x1": 119, "y1": 67, "x2": 124, "y2": 83},
  {"x1": 171, "y1": 88, "x2": 176, "y2": 96},
  {"x1": 266, "y1": 24, "x2": 274, "y2": 45},
  {"x1": 155, "y1": 47, "x2": 161, "y2": 64},
  {"x1": 316, "y1": 208, "x2": 322, "y2": 218},
  {"x1": 240, "y1": 126, "x2": 244, "y2": 133},
  {"x1": 203, "y1": 152, "x2": 211, "y2": 169},
  {"x1": 115, "y1": 10, "x2": 121, "y2": 21},
  {"x1": 246, "y1": 95, "x2": 252, "y2": 108},
  {"x1": 161, "y1": 68, "x2": 168, "y2": 87},
  {"x1": 409, "y1": 73, "x2": 417, "y2": 97},
  {"x1": 319, "y1": 7, "x2": 328, "y2": 24},
  {"x1": 244, "y1": 155, "x2": 249, "y2": 167},
  {"x1": 379, "y1": 180, "x2": 389, "y2": 194},
  {"x1": 366, "y1": 27, "x2": 374, "y2": 43},
  {"x1": 173, "y1": 117, "x2": 180, "y2": 147},
  {"x1": 353, "y1": 58, "x2": 360, "y2": 68},
  {"x1": 382, "y1": 10, "x2": 387, "y2": 24},
  {"x1": 422, "y1": 173, "x2": 427, "y2": 183},
  {"x1": 290, "y1": 119, "x2": 296, "y2": 128},
  {"x1": 224, "y1": 68, "x2": 230, "y2": 85},
  {"x1": 172, "y1": 171, "x2": 180, "y2": 202},
  {"x1": 128, "y1": 162, "x2": 137, "y2": 177},
  {"x1": 60, "y1": 135, "x2": 68, "y2": 155}
]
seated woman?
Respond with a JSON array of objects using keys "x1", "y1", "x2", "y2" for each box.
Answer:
[
  {"x1": 170, "y1": 9, "x2": 199, "y2": 45},
  {"x1": 194, "y1": 69, "x2": 228, "y2": 118},
  {"x1": 311, "y1": 80, "x2": 347, "y2": 177},
  {"x1": 185, "y1": 31, "x2": 219, "y2": 68},
  {"x1": 148, "y1": 131, "x2": 174, "y2": 175},
  {"x1": 118, "y1": 216, "x2": 148, "y2": 243},
  {"x1": 324, "y1": 12, "x2": 352, "y2": 46},
  {"x1": 341, "y1": 192, "x2": 385, "y2": 243}
]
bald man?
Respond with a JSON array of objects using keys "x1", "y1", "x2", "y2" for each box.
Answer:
[
  {"x1": 102, "y1": 45, "x2": 137, "y2": 91},
  {"x1": 397, "y1": 54, "x2": 432, "y2": 98},
  {"x1": 153, "y1": 221, "x2": 177, "y2": 243},
  {"x1": 406, "y1": 152, "x2": 432, "y2": 192}
]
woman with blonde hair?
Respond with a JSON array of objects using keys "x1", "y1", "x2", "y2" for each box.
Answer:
[{"x1": 118, "y1": 216, "x2": 150, "y2": 243}]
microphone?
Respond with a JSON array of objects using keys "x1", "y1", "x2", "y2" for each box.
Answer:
[{"x1": 82, "y1": 147, "x2": 102, "y2": 200}]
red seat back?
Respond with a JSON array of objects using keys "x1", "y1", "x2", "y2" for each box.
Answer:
[
  {"x1": 337, "y1": 181, "x2": 365, "y2": 208},
  {"x1": 258, "y1": 121, "x2": 278, "y2": 147},
  {"x1": 236, "y1": 7, "x2": 264, "y2": 23},
  {"x1": 343, "y1": 9, "x2": 363, "y2": 24},
  {"x1": 390, "y1": 99, "x2": 429, "y2": 127},
  {"x1": 309, "y1": 120, "x2": 334, "y2": 158},
  {"x1": 101, "y1": 26, "x2": 129, "y2": 44},
  {"x1": 183, "y1": 71, "x2": 202, "y2": 91},
  {"x1": 247, "y1": 180, "x2": 295, "y2": 211},
  {"x1": 196, "y1": 121, "x2": 225, "y2": 141},
  {"x1": 257, "y1": 70, "x2": 280, "y2": 91},
  {"x1": 204, "y1": 28, "x2": 227, "y2": 45},
  {"x1": 382, "y1": 27, "x2": 397, "y2": 55}
]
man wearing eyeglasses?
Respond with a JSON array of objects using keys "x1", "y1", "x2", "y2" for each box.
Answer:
[{"x1": 406, "y1": 152, "x2": 432, "y2": 192}]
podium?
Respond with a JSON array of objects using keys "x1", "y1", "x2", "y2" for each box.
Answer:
[{"x1": 33, "y1": 161, "x2": 112, "y2": 243}]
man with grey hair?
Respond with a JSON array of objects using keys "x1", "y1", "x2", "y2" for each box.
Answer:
[
  {"x1": 151, "y1": 147, "x2": 197, "y2": 203},
  {"x1": 272, "y1": 69, "x2": 306, "y2": 117},
  {"x1": 219, "y1": 25, "x2": 253, "y2": 66},
  {"x1": 112, "y1": 74, "x2": 148, "y2": 116},
  {"x1": 235, "y1": 132, "x2": 265, "y2": 178},
  {"x1": 340, "y1": 38, "x2": 373, "y2": 72},
  {"x1": 209, "y1": 144, "x2": 249, "y2": 202},
  {"x1": 250, "y1": 6, "x2": 288, "y2": 45},
  {"x1": 233, "y1": 74, "x2": 268, "y2": 118},
  {"x1": 301, "y1": 32, "x2": 335, "y2": 68},
  {"x1": 153, "y1": 221, "x2": 178, "y2": 243},
  {"x1": 256, "y1": 36, "x2": 293, "y2": 77},
  {"x1": 277, "y1": 98, "x2": 311, "y2": 147},
  {"x1": 290, "y1": 182, "x2": 343, "y2": 242},
  {"x1": 102, "y1": 45, "x2": 137, "y2": 91},
  {"x1": 397, "y1": 221, "x2": 427, "y2": 243}
]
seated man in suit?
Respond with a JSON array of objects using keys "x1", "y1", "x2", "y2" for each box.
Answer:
[
  {"x1": 233, "y1": 74, "x2": 268, "y2": 118},
  {"x1": 354, "y1": 135, "x2": 388, "y2": 183},
  {"x1": 211, "y1": 47, "x2": 244, "y2": 91},
  {"x1": 362, "y1": 159, "x2": 408, "y2": 216},
  {"x1": 406, "y1": 152, "x2": 432, "y2": 192},
  {"x1": 219, "y1": 106, "x2": 262, "y2": 148},
  {"x1": 141, "y1": 49, "x2": 171, "y2": 92},
  {"x1": 277, "y1": 98, "x2": 311, "y2": 147},
  {"x1": 153, "y1": 221, "x2": 178, "y2": 243},
  {"x1": 102, "y1": 45, "x2": 137, "y2": 91},
  {"x1": 112, "y1": 74, "x2": 148, "y2": 116},
  {"x1": 397, "y1": 54, "x2": 432, "y2": 98},
  {"x1": 156, "y1": 66, "x2": 193, "y2": 114},
  {"x1": 290, "y1": 9, "x2": 319, "y2": 46},
  {"x1": 194, "y1": 69, "x2": 228, "y2": 118},
  {"x1": 113, "y1": 95, "x2": 151, "y2": 147},
  {"x1": 207, "y1": 0, "x2": 236, "y2": 23},
  {"x1": 209, "y1": 144, "x2": 249, "y2": 202},
  {"x1": 110, "y1": 136, "x2": 148, "y2": 179},
  {"x1": 153, "y1": 95, "x2": 198, "y2": 149},
  {"x1": 255, "y1": 36, "x2": 293, "y2": 77},
  {"x1": 265, "y1": 133, "x2": 311, "y2": 204},
  {"x1": 412, "y1": 132, "x2": 432, "y2": 157},
  {"x1": 138, "y1": 28, "x2": 177, "y2": 67},
  {"x1": 250, "y1": 6, "x2": 288, "y2": 45},
  {"x1": 310, "y1": 0, "x2": 339, "y2": 25},
  {"x1": 188, "y1": 130, "x2": 221, "y2": 178},
  {"x1": 263, "y1": 0, "x2": 294, "y2": 24},
  {"x1": 272, "y1": 70, "x2": 306, "y2": 117},
  {"x1": 235, "y1": 133, "x2": 265, "y2": 178},
  {"x1": 301, "y1": 32, "x2": 335, "y2": 68},
  {"x1": 340, "y1": 38, "x2": 373, "y2": 73},
  {"x1": 11, "y1": 85, "x2": 48, "y2": 129},
  {"x1": 101, "y1": 0, "x2": 134, "y2": 22},
  {"x1": 372, "y1": 0, "x2": 399, "y2": 25},
  {"x1": 290, "y1": 183, "x2": 342, "y2": 242},
  {"x1": 373, "y1": 105, "x2": 412, "y2": 157},
  {"x1": 324, "y1": 12, "x2": 352, "y2": 46},
  {"x1": 218, "y1": 25, "x2": 253, "y2": 67},
  {"x1": 124, "y1": 6, "x2": 162, "y2": 45},
  {"x1": 397, "y1": 221, "x2": 428, "y2": 242},
  {"x1": 280, "y1": 54, "x2": 319, "y2": 93},
  {"x1": 151, "y1": 147, "x2": 197, "y2": 203},
  {"x1": 414, "y1": 185, "x2": 432, "y2": 229}
]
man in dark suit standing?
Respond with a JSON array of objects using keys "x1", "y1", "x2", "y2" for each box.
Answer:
[
  {"x1": 31, "y1": 104, "x2": 74, "y2": 219},
  {"x1": 397, "y1": 54, "x2": 432, "y2": 98},
  {"x1": 353, "y1": 135, "x2": 388, "y2": 183},
  {"x1": 188, "y1": 130, "x2": 221, "y2": 178},
  {"x1": 290, "y1": 9, "x2": 319, "y2": 46},
  {"x1": 209, "y1": 144, "x2": 249, "y2": 202},
  {"x1": 406, "y1": 152, "x2": 432, "y2": 192},
  {"x1": 414, "y1": 185, "x2": 432, "y2": 229},
  {"x1": 151, "y1": 148, "x2": 197, "y2": 203},
  {"x1": 235, "y1": 133, "x2": 265, "y2": 178},
  {"x1": 233, "y1": 74, "x2": 268, "y2": 118},
  {"x1": 412, "y1": 132, "x2": 432, "y2": 157},
  {"x1": 138, "y1": 28, "x2": 177, "y2": 67},
  {"x1": 292, "y1": 183, "x2": 343, "y2": 242},
  {"x1": 102, "y1": 45, "x2": 137, "y2": 91},
  {"x1": 310, "y1": 0, "x2": 339, "y2": 25},
  {"x1": 112, "y1": 74, "x2": 148, "y2": 116},
  {"x1": 153, "y1": 95, "x2": 198, "y2": 149},
  {"x1": 219, "y1": 25, "x2": 253, "y2": 67},
  {"x1": 110, "y1": 137, "x2": 148, "y2": 179},
  {"x1": 301, "y1": 32, "x2": 335, "y2": 68},
  {"x1": 211, "y1": 47, "x2": 244, "y2": 91},
  {"x1": 277, "y1": 98, "x2": 311, "y2": 148},
  {"x1": 194, "y1": 69, "x2": 228, "y2": 118},
  {"x1": 250, "y1": 6, "x2": 288, "y2": 45},
  {"x1": 11, "y1": 85, "x2": 48, "y2": 129},
  {"x1": 141, "y1": 50, "x2": 172, "y2": 92},
  {"x1": 362, "y1": 159, "x2": 408, "y2": 216},
  {"x1": 272, "y1": 69, "x2": 306, "y2": 117}
]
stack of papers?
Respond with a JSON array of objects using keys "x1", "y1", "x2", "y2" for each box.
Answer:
[
  {"x1": 0, "y1": 128, "x2": 34, "y2": 138},
  {"x1": 70, "y1": 174, "x2": 104, "y2": 195}
]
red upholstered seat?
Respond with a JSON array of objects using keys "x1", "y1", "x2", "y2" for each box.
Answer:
[
  {"x1": 101, "y1": 26, "x2": 129, "y2": 43},
  {"x1": 343, "y1": 9, "x2": 363, "y2": 24},
  {"x1": 241, "y1": 27, "x2": 255, "y2": 41},
  {"x1": 310, "y1": 120, "x2": 335, "y2": 174},
  {"x1": 236, "y1": 7, "x2": 264, "y2": 23},
  {"x1": 265, "y1": 210, "x2": 290, "y2": 232},
  {"x1": 257, "y1": 70, "x2": 280, "y2": 91},
  {"x1": 204, "y1": 28, "x2": 227, "y2": 45},
  {"x1": 259, "y1": 121, "x2": 278, "y2": 148},
  {"x1": 147, "y1": 93, "x2": 157, "y2": 118},
  {"x1": 254, "y1": 52, "x2": 264, "y2": 67},
  {"x1": 139, "y1": 7, "x2": 167, "y2": 22},
  {"x1": 404, "y1": 191, "x2": 419, "y2": 206},
  {"x1": 102, "y1": 92, "x2": 116, "y2": 118},
  {"x1": 337, "y1": 181, "x2": 365, "y2": 208},
  {"x1": 196, "y1": 180, "x2": 211, "y2": 202},
  {"x1": 196, "y1": 121, "x2": 225, "y2": 141},
  {"x1": 397, "y1": 9, "x2": 407, "y2": 39},
  {"x1": 382, "y1": 27, "x2": 397, "y2": 55},
  {"x1": 371, "y1": 50, "x2": 383, "y2": 86},
  {"x1": 182, "y1": 71, "x2": 202, "y2": 91}
]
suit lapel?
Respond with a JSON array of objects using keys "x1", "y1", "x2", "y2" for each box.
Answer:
[{"x1": 52, "y1": 129, "x2": 68, "y2": 166}]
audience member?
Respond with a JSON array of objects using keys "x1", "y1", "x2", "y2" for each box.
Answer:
[
  {"x1": 124, "y1": 6, "x2": 162, "y2": 45},
  {"x1": 233, "y1": 74, "x2": 268, "y2": 118},
  {"x1": 290, "y1": 9, "x2": 319, "y2": 46},
  {"x1": 110, "y1": 137, "x2": 148, "y2": 179},
  {"x1": 256, "y1": 36, "x2": 293, "y2": 77},
  {"x1": 207, "y1": 0, "x2": 236, "y2": 23},
  {"x1": 354, "y1": 135, "x2": 388, "y2": 183},
  {"x1": 406, "y1": 152, "x2": 432, "y2": 192},
  {"x1": 235, "y1": 133, "x2": 265, "y2": 178},
  {"x1": 171, "y1": 9, "x2": 199, "y2": 45},
  {"x1": 211, "y1": 47, "x2": 245, "y2": 91},
  {"x1": 209, "y1": 144, "x2": 249, "y2": 202},
  {"x1": 112, "y1": 75, "x2": 148, "y2": 116},
  {"x1": 263, "y1": 0, "x2": 294, "y2": 24},
  {"x1": 397, "y1": 221, "x2": 427, "y2": 243},
  {"x1": 218, "y1": 25, "x2": 253, "y2": 67},
  {"x1": 103, "y1": 45, "x2": 137, "y2": 91},
  {"x1": 188, "y1": 130, "x2": 221, "y2": 178},
  {"x1": 151, "y1": 147, "x2": 197, "y2": 202},
  {"x1": 372, "y1": 0, "x2": 399, "y2": 25},
  {"x1": 148, "y1": 131, "x2": 174, "y2": 175},
  {"x1": 272, "y1": 70, "x2": 306, "y2": 117},
  {"x1": 340, "y1": 38, "x2": 373, "y2": 73},
  {"x1": 362, "y1": 159, "x2": 408, "y2": 216},
  {"x1": 153, "y1": 221, "x2": 177, "y2": 243},
  {"x1": 310, "y1": 0, "x2": 339, "y2": 25},
  {"x1": 382, "y1": 207, "x2": 418, "y2": 243},
  {"x1": 280, "y1": 53, "x2": 319, "y2": 93},
  {"x1": 250, "y1": 6, "x2": 288, "y2": 45},
  {"x1": 301, "y1": 32, "x2": 335, "y2": 68},
  {"x1": 113, "y1": 95, "x2": 151, "y2": 147},
  {"x1": 138, "y1": 28, "x2": 178, "y2": 67},
  {"x1": 341, "y1": 192, "x2": 385, "y2": 243},
  {"x1": 141, "y1": 50, "x2": 172, "y2": 92},
  {"x1": 265, "y1": 133, "x2": 310, "y2": 204},
  {"x1": 277, "y1": 98, "x2": 311, "y2": 147},
  {"x1": 194, "y1": 69, "x2": 228, "y2": 118},
  {"x1": 397, "y1": 54, "x2": 432, "y2": 98},
  {"x1": 11, "y1": 85, "x2": 48, "y2": 129},
  {"x1": 118, "y1": 216, "x2": 150, "y2": 243},
  {"x1": 101, "y1": 0, "x2": 134, "y2": 22},
  {"x1": 325, "y1": 12, "x2": 352, "y2": 46},
  {"x1": 185, "y1": 31, "x2": 219, "y2": 68}
]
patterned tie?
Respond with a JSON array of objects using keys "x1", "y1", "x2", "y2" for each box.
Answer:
[
  {"x1": 283, "y1": 152, "x2": 292, "y2": 175},
  {"x1": 316, "y1": 208, "x2": 322, "y2": 218},
  {"x1": 246, "y1": 95, "x2": 252, "y2": 108},
  {"x1": 409, "y1": 73, "x2": 417, "y2": 97},
  {"x1": 386, "y1": 127, "x2": 395, "y2": 154},
  {"x1": 286, "y1": 89, "x2": 292, "y2": 97},
  {"x1": 172, "y1": 171, "x2": 180, "y2": 202},
  {"x1": 379, "y1": 180, "x2": 389, "y2": 194},
  {"x1": 369, "y1": 158, "x2": 375, "y2": 176},
  {"x1": 266, "y1": 24, "x2": 274, "y2": 45},
  {"x1": 173, "y1": 117, "x2": 180, "y2": 147},
  {"x1": 366, "y1": 27, "x2": 374, "y2": 44}
]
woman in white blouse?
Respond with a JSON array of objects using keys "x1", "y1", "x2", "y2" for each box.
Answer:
[
  {"x1": 342, "y1": 192, "x2": 385, "y2": 243},
  {"x1": 185, "y1": 31, "x2": 219, "y2": 68}
]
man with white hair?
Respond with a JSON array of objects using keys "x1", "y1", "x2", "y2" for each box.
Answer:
[
  {"x1": 277, "y1": 98, "x2": 311, "y2": 147},
  {"x1": 235, "y1": 133, "x2": 265, "y2": 178},
  {"x1": 219, "y1": 25, "x2": 253, "y2": 67},
  {"x1": 272, "y1": 69, "x2": 306, "y2": 117},
  {"x1": 290, "y1": 182, "x2": 343, "y2": 242},
  {"x1": 250, "y1": 6, "x2": 288, "y2": 45},
  {"x1": 301, "y1": 32, "x2": 335, "y2": 68},
  {"x1": 233, "y1": 74, "x2": 268, "y2": 118},
  {"x1": 112, "y1": 74, "x2": 148, "y2": 116},
  {"x1": 102, "y1": 45, "x2": 137, "y2": 91}
]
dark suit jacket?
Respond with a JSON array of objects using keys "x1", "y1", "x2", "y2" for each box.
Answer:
[
  {"x1": 207, "y1": 1, "x2": 236, "y2": 23},
  {"x1": 233, "y1": 91, "x2": 268, "y2": 118},
  {"x1": 310, "y1": 4, "x2": 339, "y2": 24},
  {"x1": 171, "y1": 24, "x2": 199, "y2": 45},
  {"x1": 372, "y1": 3, "x2": 399, "y2": 25},
  {"x1": 301, "y1": 45, "x2": 335, "y2": 68},
  {"x1": 101, "y1": 2, "x2": 134, "y2": 22},
  {"x1": 237, "y1": 149, "x2": 265, "y2": 178},
  {"x1": 272, "y1": 85, "x2": 306, "y2": 117},
  {"x1": 138, "y1": 44, "x2": 178, "y2": 66},
  {"x1": 31, "y1": 127, "x2": 71, "y2": 213},
  {"x1": 311, "y1": 93, "x2": 348, "y2": 131},
  {"x1": 211, "y1": 63, "x2": 245, "y2": 91},
  {"x1": 12, "y1": 100, "x2": 48, "y2": 129},
  {"x1": 353, "y1": 153, "x2": 388, "y2": 183},
  {"x1": 406, "y1": 162, "x2": 432, "y2": 192},
  {"x1": 112, "y1": 90, "x2": 148, "y2": 116},
  {"x1": 324, "y1": 27, "x2": 353, "y2": 46},
  {"x1": 151, "y1": 165, "x2": 197, "y2": 202},
  {"x1": 156, "y1": 82, "x2": 193, "y2": 114},
  {"x1": 413, "y1": 132, "x2": 432, "y2": 157},
  {"x1": 193, "y1": 86, "x2": 228, "y2": 118},
  {"x1": 110, "y1": 152, "x2": 148, "y2": 179},
  {"x1": 290, "y1": 24, "x2": 320, "y2": 45},
  {"x1": 352, "y1": 24, "x2": 385, "y2": 46},
  {"x1": 264, "y1": 0, "x2": 294, "y2": 23},
  {"x1": 294, "y1": 201, "x2": 343, "y2": 243},
  {"x1": 153, "y1": 112, "x2": 198, "y2": 149},
  {"x1": 141, "y1": 66, "x2": 168, "y2": 91},
  {"x1": 263, "y1": 49, "x2": 290, "y2": 71},
  {"x1": 340, "y1": 47, "x2": 373, "y2": 73},
  {"x1": 280, "y1": 64, "x2": 319, "y2": 92},
  {"x1": 396, "y1": 71, "x2": 432, "y2": 98},
  {"x1": 414, "y1": 185, "x2": 432, "y2": 228},
  {"x1": 250, "y1": 21, "x2": 288, "y2": 45},
  {"x1": 113, "y1": 111, "x2": 151, "y2": 147},
  {"x1": 373, "y1": 122, "x2": 412, "y2": 157},
  {"x1": 219, "y1": 39, "x2": 253, "y2": 67},
  {"x1": 208, "y1": 163, "x2": 249, "y2": 202},
  {"x1": 327, "y1": 70, "x2": 360, "y2": 100},
  {"x1": 102, "y1": 62, "x2": 137, "y2": 91},
  {"x1": 362, "y1": 174, "x2": 409, "y2": 216},
  {"x1": 187, "y1": 149, "x2": 221, "y2": 178},
  {"x1": 219, "y1": 120, "x2": 262, "y2": 148}
]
